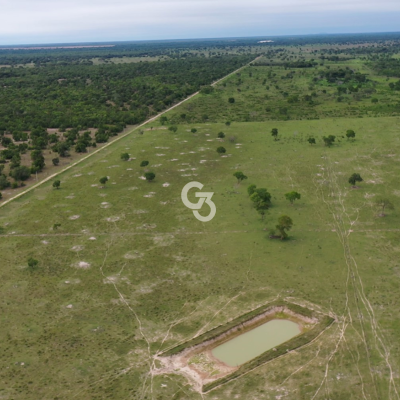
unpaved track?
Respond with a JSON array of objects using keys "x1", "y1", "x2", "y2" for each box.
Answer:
[{"x1": 0, "y1": 56, "x2": 259, "y2": 210}]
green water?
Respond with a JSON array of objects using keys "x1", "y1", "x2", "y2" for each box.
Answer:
[{"x1": 211, "y1": 319, "x2": 300, "y2": 367}]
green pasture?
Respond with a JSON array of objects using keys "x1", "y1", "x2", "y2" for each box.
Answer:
[
  {"x1": 1, "y1": 114, "x2": 400, "y2": 399},
  {"x1": 168, "y1": 61, "x2": 400, "y2": 123}
]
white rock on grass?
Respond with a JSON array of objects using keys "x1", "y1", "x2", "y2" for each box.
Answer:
[
  {"x1": 72, "y1": 261, "x2": 91, "y2": 269},
  {"x1": 71, "y1": 245, "x2": 84, "y2": 251},
  {"x1": 162, "y1": 183, "x2": 170, "y2": 187},
  {"x1": 69, "y1": 215, "x2": 80, "y2": 220},
  {"x1": 105, "y1": 216, "x2": 120, "y2": 222},
  {"x1": 88, "y1": 237, "x2": 97, "y2": 241}
]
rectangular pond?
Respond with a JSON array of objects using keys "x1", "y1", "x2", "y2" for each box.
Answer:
[{"x1": 211, "y1": 319, "x2": 301, "y2": 367}]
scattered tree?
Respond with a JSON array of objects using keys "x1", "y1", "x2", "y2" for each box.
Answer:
[
  {"x1": 27, "y1": 257, "x2": 39, "y2": 271},
  {"x1": 348, "y1": 173, "x2": 363, "y2": 187},
  {"x1": 160, "y1": 116, "x2": 168, "y2": 125},
  {"x1": 285, "y1": 191, "x2": 301, "y2": 205},
  {"x1": 346, "y1": 130, "x2": 356, "y2": 140},
  {"x1": 53, "y1": 180, "x2": 61, "y2": 190},
  {"x1": 99, "y1": 176, "x2": 109, "y2": 186},
  {"x1": 271, "y1": 128, "x2": 278, "y2": 141},
  {"x1": 374, "y1": 198, "x2": 394, "y2": 217},
  {"x1": 10, "y1": 166, "x2": 31, "y2": 182},
  {"x1": 217, "y1": 146, "x2": 226, "y2": 154},
  {"x1": 168, "y1": 126, "x2": 178, "y2": 133},
  {"x1": 218, "y1": 132, "x2": 225, "y2": 139},
  {"x1": 233, "y1": 171, "x2": 248, "y2": 184},
  {"x1": 52, "y1": 157, "x2": 60, "y2": 166},
  {"x1": 228, "y1": 97, "x2": 235, "y2": 104},
  {"x1": 247, "y1": 184, "x2": 257, "y2": 196},
  {"x1": 308, "y1": 137, "x2": 316, "y2": 145},
  {"x1": 322, "y1": 135, "x2": 336, "y2": 147},
  {"x1": 191, "y1": 128, "x2": 197, "y2": 134},
  {"x1": 275, "y1": 215, "x2": 293, "y2": 240},
  {"x1": 140, "y1": 160, "x2": 149, "y2": 167},
  {"x1": 250, "y1": 187, "x2": 272, "y2": 210},
  {"x1": 121, "y1": 153, "x2": 130, "y2": 161},
  {"x1": 144, "y1": 172, "x2": 155, "y2": 182},
  {"x1": 225, "y1": 121, "x2": 231, "y2": 127}
]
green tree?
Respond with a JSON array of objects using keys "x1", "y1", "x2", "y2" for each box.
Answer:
[
  {"x1": 276, "y1": 215, "x2": 293, "y2": 240},
  {"x1": 99, "y1": 176, "x2": 109, "y2": 186},
  {"x1": 31, "y1": 150, "x2": 45, "y2": 171},
  {"x1": 121, "y1": 153, "x2": 129, "y2": 161},
  {"x1": 225, "y1": 121, "x2": 231, "y2": 127},
  {"x1": 53, "y1": 180, "x2": 61, "y2": 190},
  {"x1": 228, "y1": 97, "x2": 235, "y2": 104},
  {"x1": 285, "y1": 191, "x2": 301, "y2": 205},
  {"x1": 144, "y1": 172, "x2": 155, "y2": 182},
  {"x1": 191, "y1": 128, "x2": 197, "y2": 134},
  {"x1": 247, "y1": 184, "x2": 257, "y2": 196},
  {"x1": 308, "y1": 137, "x2": 316, "y2": 145},
  {"x1": 52, "y1": 157, "x2": 60, "y2": 166},
  {"x1": 233, "y1": 171, "x2": 248, "y2": 184},
  {"x1": 271, "y1": 128, "x2": 278, "y2": 141},
  {"x1": 217, "y1": 146, "x2": 226, "y2": 154},
  {"x1": 27, "y1": 257, "x2": 39, "y2": 271},
  {"x1": 160, "y1": 116, "x2": 168, "y2": 125},
  {"x1": 374, "y1": 198, "x2": 394, "y2": 216},
  {"x1": 348, "y1": 173, "x2": 363, "y2": 186},
  {"x1": 140, "y1": 160, "x2": 149, "y2": 167},
  {"x1": 10, "y1": 166, "x2": 31, "y2": 181},
  {"x1": 323, "y1": 135, "x2": 336, "y2": 147},
  {"x1": 250, "y1": 188, "x2": 272, "y2": 210},
  {"x1": 346, "y1": 130, "x2": 356, "y2": 140},
  {"x1": 218, "y1": 132, "x2": 225, "y2": 139},
  {"x1": 168, "y1": 126, "x2": 178, "y2": 133},
  {"x1": 75, "y1": 141, "x2": 87, "y2": 153},
  {"x1": 0, "y1": 192, "x2": 2, "y2": 200}
]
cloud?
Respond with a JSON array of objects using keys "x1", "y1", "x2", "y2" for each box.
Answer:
[{"x1": 1, "y1": 0, "x2": 400, "y2": 44}]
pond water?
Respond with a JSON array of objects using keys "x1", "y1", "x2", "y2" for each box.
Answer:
[{"x1": 211, "y1": 319, "x2": 301, "y2": 367}]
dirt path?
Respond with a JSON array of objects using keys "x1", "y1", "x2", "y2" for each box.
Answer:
[{"x1": 0, "y1": 57, "x2": 258, "y2": 211}]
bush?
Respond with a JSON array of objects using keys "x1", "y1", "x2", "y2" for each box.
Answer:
[{"x1": 10, "y1": 166, "x2": 31, "y2": 181}]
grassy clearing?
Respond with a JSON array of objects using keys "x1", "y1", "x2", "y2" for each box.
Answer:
[{"x1": 1, "y1": 112, "x2": 400, "y2": 399}]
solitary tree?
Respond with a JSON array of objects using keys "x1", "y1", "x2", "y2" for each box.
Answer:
[
  {"x1": 225, "y1": 121, "x2": 231, "y2": 127},
  {"x1": 348, "y1": 173, "x2": 363, "y2": 187},
  {"x1": 250, "y1": 188, "x2": 272, "y2": 210},
  {"x1": 218, "y1": 132, "x2": 225, "y2": 139},
  {"x1": 346, "y1": 130, "x2": 356, "y2": 140},
  {"x1": 53, "y1": 180, "x2": 61, "y2": 190},
  {"x1": 374, "y1": 198, "x2": 394, "y2": 217},
  {"x1": 140, "y1": 160, "x2": 149, "y2": 167},
  {"x1": 233, "y1": 171, "x2": 248, "y2": 184},
  {"x1": 228, "y1": 97, "x2": 235, "y2": 104},
  {"x1": 168, "y1": 126, "x2": 178, "y2": 133},
  {"x1": 276, "y1": 215, "x2": 293, "y2": 240},
  {"x1": 121, "y1": 153, "x2": 129, "y2": 161},
  {"x1": 52, "y1": 157, "x2": 60, "y2": 166},
  {"x1": 100, "y1": 176, "x2": 109, "y2": 186},
  {"x1": 285, "y1": 191, "x2": 301, "y2": 205},
  {"x1": 191, "y1": 128, "x2": 197, "y2": 134},
  {"x1": 144, "y1": 172, "x2": 156, "y2": 182},
  {"x1": 217, "y1": 146, "x2": 226, "y2": 154},
  {"x1": 271, "y1": 128, "x2": 278, "y2": 141},
  {"x1": 308, "y1": 137, "x2": 316, "y2": 145},
  {"x1": 323, "y1": 135, "x2": 336, "y2": 147},
  {"x1": 27, "y1": 257, "x2": 39, "y2": 271}
]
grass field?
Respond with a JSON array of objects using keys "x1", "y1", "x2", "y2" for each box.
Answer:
[{"x1": 1, "y1": 107, "x2": 400, "y2": 398}]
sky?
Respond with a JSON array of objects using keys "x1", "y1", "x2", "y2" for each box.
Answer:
[{"x1": 1, "y1": 0, "x2": 400, "y2": 45}]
